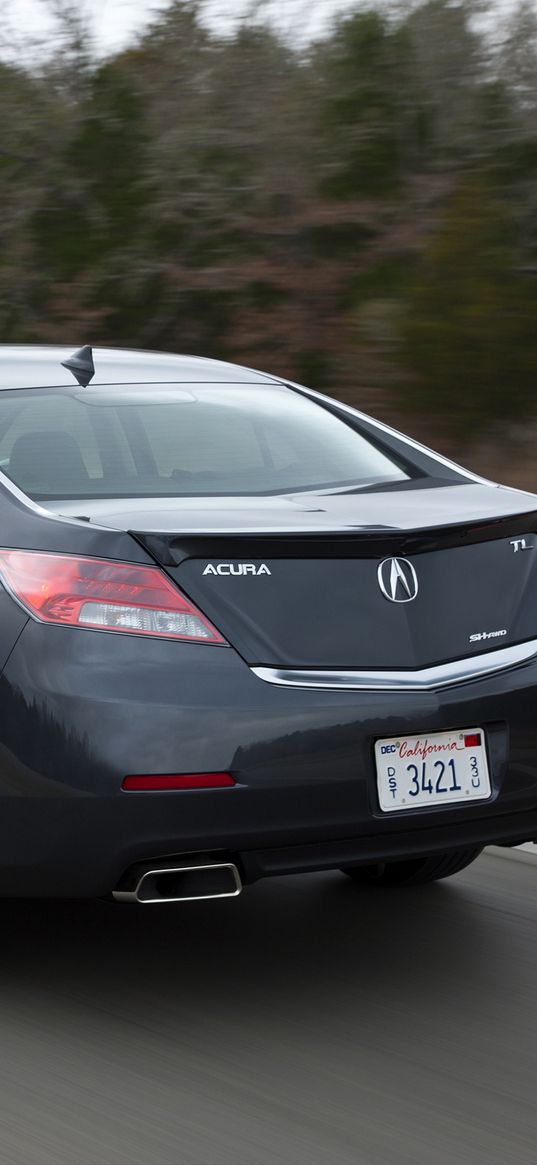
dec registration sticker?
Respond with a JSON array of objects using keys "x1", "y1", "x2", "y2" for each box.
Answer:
[{"x1": 374, "y1": 728, "x2": 491, "y2": 813}]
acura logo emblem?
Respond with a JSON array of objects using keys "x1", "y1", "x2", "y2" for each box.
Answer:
[{"x1": 377, "y1": 557, "x2": 419, "y2": 603}]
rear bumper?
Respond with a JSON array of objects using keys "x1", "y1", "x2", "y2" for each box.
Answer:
[
  {"x1": 0, "y1": 800, "x2": 535, "y2": 898},
  {"x1": 240, "y1": 810, "x2": 537, "y2": 881},
  {"x1": 0, "y1": 621, "x2": 537, "y2": 896}
]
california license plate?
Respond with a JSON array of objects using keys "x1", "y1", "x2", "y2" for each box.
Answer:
[{"x1": 375, "y1": 728, "x2": 491, "y2": 813}]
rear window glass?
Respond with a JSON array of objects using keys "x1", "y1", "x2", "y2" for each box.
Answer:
[{"x1": 0, "y1": 383, "x2": 408, "y2": 499}]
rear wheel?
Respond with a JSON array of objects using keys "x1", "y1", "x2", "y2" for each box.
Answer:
[{"x1": 340, "y1": 846, "x2": 483, "y2": 887}]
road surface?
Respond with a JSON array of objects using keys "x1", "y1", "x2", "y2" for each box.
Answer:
[{"x1": 0, "y1": 851, "x2": 535, "y2": 1164}]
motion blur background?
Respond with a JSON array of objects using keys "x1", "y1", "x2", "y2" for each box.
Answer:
[{"x1": 1, "y1": 0, "x2": 537, "y2": 488}]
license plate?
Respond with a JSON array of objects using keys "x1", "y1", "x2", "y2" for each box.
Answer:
[{"x1": 375, "y1": 728, "x2": 491, "y2": 813}]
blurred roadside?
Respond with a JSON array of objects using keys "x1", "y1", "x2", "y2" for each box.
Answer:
[{"x1": 1, "y1": 0, "x2": 537, "y2": 491}]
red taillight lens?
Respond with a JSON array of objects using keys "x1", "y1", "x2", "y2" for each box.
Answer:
[
  {"x1": 122, "y1": 773, "x2": 236, "y2": 791},
  {"x1": 0, "y1": 550, "x2": 225, "y2": 644}
]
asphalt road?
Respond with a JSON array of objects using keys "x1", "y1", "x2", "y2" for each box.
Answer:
[{"x1": 0, "y1": 852, "x2": 535, "y2": 1165}]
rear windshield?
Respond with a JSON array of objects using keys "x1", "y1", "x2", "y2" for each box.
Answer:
[{"x1": 0, "y1": 383, "x2": 408, "y2": 499}]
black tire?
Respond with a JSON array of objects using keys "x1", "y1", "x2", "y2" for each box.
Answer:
[{"x1": 340, "y1": 846, "x2": 484, "y2": 887}]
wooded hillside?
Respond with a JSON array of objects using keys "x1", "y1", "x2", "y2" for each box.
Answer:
[{"x1": 2, "y1": 0, "x2": 537, "y2": 482}]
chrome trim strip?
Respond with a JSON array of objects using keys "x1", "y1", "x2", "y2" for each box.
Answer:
[
  {"x1": 251, "y1": 640, "x2": 537, "y2": 693},
  {"x1": 0, "y1": 467, "x2": 63, "y2": 517},
  {"x1": 0, "y1": 468, "x2": 116, "y2": 530}
]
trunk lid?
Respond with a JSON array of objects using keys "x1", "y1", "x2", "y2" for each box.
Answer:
[{"x1": 53, "y1": 482, "x2": 537, "y2": 669}]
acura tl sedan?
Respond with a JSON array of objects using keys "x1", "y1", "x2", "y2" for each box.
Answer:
[{"x1": 0, "y1": 343, "x2": 535, "y2": 903}]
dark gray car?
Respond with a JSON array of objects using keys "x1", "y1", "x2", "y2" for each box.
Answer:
[{"x1": 0, "y1": 344, "x2": 535, "y2": 902}]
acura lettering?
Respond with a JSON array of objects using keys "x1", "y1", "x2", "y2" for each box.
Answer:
[{"x1": 203, "y1": 563, "x2": 272, "y2": 577}]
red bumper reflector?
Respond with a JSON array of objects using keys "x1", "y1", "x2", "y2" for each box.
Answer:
[
  {"x1": 122, "y1": 773, "x2": 236, "y2": 791},
  {"x1": 464, "y1": 734, "x2": 481, "y2": 748}
]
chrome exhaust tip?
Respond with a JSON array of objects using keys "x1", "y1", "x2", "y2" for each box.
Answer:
[{"x1": 113, "y1": 859, "x2": 242, "y2": 904}]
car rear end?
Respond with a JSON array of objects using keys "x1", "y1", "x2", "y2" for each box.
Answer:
[{"x1": 0, "y1": 360, "x2": 536, "y2": 897}]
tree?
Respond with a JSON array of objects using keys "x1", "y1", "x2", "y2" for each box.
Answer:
[
  {"x1": 399, "y1": 176, "x2": 537, "y2": 432},
  {"x1": 315, "y1": 10, "x2": 406, "y2": 198}
]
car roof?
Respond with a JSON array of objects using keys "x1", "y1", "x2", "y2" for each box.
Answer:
[{"x1": 0, "y1": 345, "x2": 283, "y2": 389}]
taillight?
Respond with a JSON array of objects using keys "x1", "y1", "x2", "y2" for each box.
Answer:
[{"x1": 0, "y1": 550, "x2": 225, "y2": 644}]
